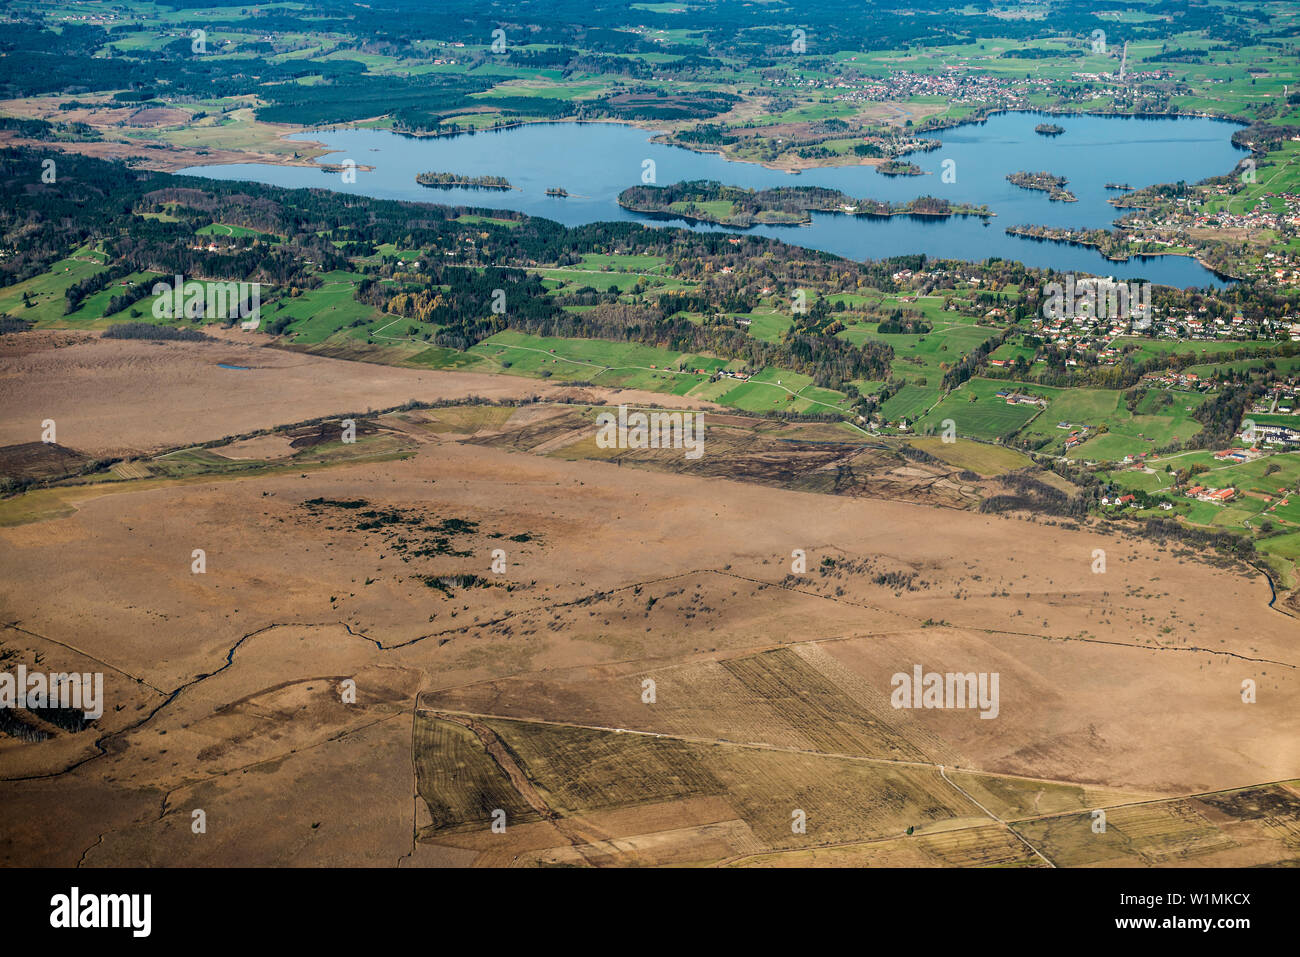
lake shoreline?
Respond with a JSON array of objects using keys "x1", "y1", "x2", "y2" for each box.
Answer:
[
  {"x1": 179, "y1": 114, "x2": 1243, "y2": 288},
  {"x1": 207, "y1": 110, "x2": 1251, "y2": 187},
  {"x1": 1005, "y1": 226, "x2": 1244, "y2": 282}
]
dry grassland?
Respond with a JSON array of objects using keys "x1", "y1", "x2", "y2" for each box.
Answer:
[{"x1": 0, "y1": 340, "x2": 1296, "y2": 866}]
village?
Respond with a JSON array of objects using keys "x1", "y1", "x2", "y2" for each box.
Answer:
[
  {"x1": 826, "y1": 68, "x2": 1052, "y2": 110},
  {"x1": 1028, "y1": 300, "x2": 1297, "y2": 366},
  {"x1": 1119, "y1": 186, "x2": 1300, "y2": 290}
]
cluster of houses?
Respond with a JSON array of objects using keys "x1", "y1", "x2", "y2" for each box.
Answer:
[
  {"x1": 1184, "y1": 485, "x2": 1237, "y2": 504},
  {"x1": 1061, "y1": 423, "x2": 1093, "y2": 451},
  {"x1": 1100, "y1": 484, "x2": 1250, "y2": 511},
  {"x1": 1031, "y1": 295, "x2": 1291, "y2": 348},
  {"x1": 654, "y1": 365, "x2": 751, "y2": 382},
  {"x1": 1101, "y1": 492, "x2": 1140, "y2": 508},
  {"x1": 1071, "y1": 70, "x2": 1168, "y2": 83},
  {"x1": 1141, "y1": 370, "x2": 1205, "y2": 391},
  {"x1": 1249, "y1": 384, "x2": 1299, "y2": 416},
  {"x1": 57, "y1": 11, "x2": 122, "y2": 23},
  {"x1": 1101, "y1": 439, "x2": 1296, "y2": 513},
  {"x1": 1028, "y1": 310, "x2": 1133, "y2": 363},
  {"x1": 826, "y1": 68, "x2": 1052, "y2": 108},
  {"x1": 1099, "y1": 490, "x2": 1176, "y2": 510},
  {"x1": 1171, "y1": 313, "x2": 1279, "y2": 340},
  {"x1": 1135, "y1": 192, "x2": 1300, "y2": 237},
  {"x1": 1129, "y1": 192, "x2": 1300, "y2": 290},
  {"x1": 1248, "y1": 423, "x2": 1300, "y2": 447},
  {"x1": 1213, "y1": 448, "x2": 1254, "y2": 465},
  {"x1": 993, "y1": 389, "x2": 1045, "y2": 407},
  {"x1": 1246, "y1": 251, "x2": 1300, "y2": 288},
  {"x1": 1094, "y1": 344, "x2": 1124, "y2": 365}
]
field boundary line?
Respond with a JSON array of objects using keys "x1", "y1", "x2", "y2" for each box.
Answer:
[{"x1": 939, "y1": 764, "x2": 1057, "y2": 867}]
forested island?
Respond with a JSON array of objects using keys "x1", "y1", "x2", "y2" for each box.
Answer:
[
  {"x1": 1006, "y1": 171, "x2": 1077, "y2": 202},
  {"x1": 1034, "y1": 123, "x2": 1065, "y2": 136},
  {"x1": 416, "y1": 172, "x2": 513, "y2": 189},
  {"x1": 618, "y1": 181, "x2": 992, "y2": 226},
  {"x1": 876, "y1": 160, "x2": 924, "y2": 176}
]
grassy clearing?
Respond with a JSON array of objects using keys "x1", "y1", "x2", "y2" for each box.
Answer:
[
  {"x1": 0, "y1": 253, "x2": 108, "y2": 324},
  {"x1": 840, "y1": 319, "x2": 998, "y2": 387},
  {"x1": 267, "y1": 283, "x2": 384, "y2": 343},
  {"x1": 196, "y1": 223, "x2": 277, "y2": 240},
  {"x1": 907, "y1": 437, "x2": 1034, "y2": 476}
]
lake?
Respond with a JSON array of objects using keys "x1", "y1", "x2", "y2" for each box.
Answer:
[{"x1": 181, "y1": 111, "x2": 1249, "y2": 289}]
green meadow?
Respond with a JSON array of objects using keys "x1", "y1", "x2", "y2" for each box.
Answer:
[{"x1": 914, "y1": 378, "x2": 1043, "y2": 441}]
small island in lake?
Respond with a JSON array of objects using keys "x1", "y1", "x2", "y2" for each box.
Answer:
[
  {"x1": 617, "y1": 180, "x2": 992, "y2": 226},
  {"x1": 1006, "y1": 170, "x2": 1077, "y2": 202},
  {"x1": 877, "y1": 159, "x2": 924, "y2": 176},
  {"x1": 545, "y1": 187, "x2": 569, "y2": 197},
  {"x1": 319, "y1": 162, "x2": 370, "y2": 174},
  {"x1": 416, "y1": 171, "x2": 513, "y2": 189},
  {"x1": 1105, "y1": 182, "x2": 1134, "y2": 190},
  {"x1": 1034, "y1": 123, "x2": 1065, "y2": 136}
]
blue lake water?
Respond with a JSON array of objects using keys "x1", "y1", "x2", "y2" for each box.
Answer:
[{"x1": 181, "y1": 112, "x2": 1248, "y2": 289}]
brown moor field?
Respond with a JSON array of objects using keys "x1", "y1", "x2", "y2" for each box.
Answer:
[{"x1": 0, "y1": 333, "x2": 1297, "y2": 867}]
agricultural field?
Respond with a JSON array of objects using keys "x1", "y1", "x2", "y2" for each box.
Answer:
[
  {"x1": 988, "y1": 339, "x2": 1036, "y2": 364},
  {"x1": 914, "y1": 377, "x2": 1044, "y2": 441},
  {"x1": 880, "y1": 382, "x2": 941, "y2": 425},
  {"x1": 739, "y1": 307, "x2": 793, "y2": 344},
  {"x1": 197, "y1": 222, "x2": 279, "y2": 241},
  {"x1": 903, "y1": 378, "x2": 1209, "y2": 460},
  {"x1": 1184, "y1": 354, "x2": 1300, "y2": 379},
  {"x1": 413, "y1": 714, "x2": 544, "y2": 835}
]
